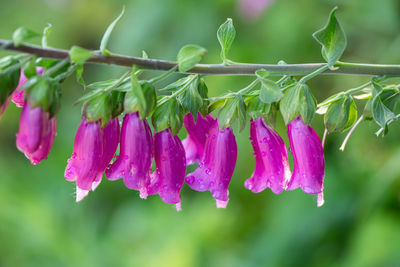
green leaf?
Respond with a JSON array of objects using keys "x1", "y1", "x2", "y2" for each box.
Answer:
[
  {"x1": 372, "y1": 96, "x2": 395, "y2": 128},
  {"x1": 82, "y1": 92, "x2": 113, "y2": 127},
  {"x1": 218, "y1": 96, "x2": 247, "y2": 130},
  {"x1": 99, "y1": 6, "x2": 125, "y2": 55},
  {"x1": 0, "y1": 57, "x2": 21, "y2": 105},
  {"x1": 324, "y1": 95, "x2": 357, "y2": 133},
  {"x1": 177, "y1": 45, "x2": 207, "y2": 72},
  {"x1": 279, "y1": 84, "x2": 300, "y2": 124},
  {"x1": 178, "y1": 77, "x2": 203, "y2": 118},
  {"x1": 69, "y1": 46, "x2": 93, "y2": 65},
  {"x1": 160, "y1": 75, "x2": 194, "y2": 92},
  {"x1": 299, "y1": 84, "x2": 316, "y2": 125},
  {"x1": 312, "y1": 7, "x2": 347, "y2": 67},
  {"x1": 110, "y1": 91, "x2": 125, "y2": 118},
  {"x1": 246, "y1": 95, "x2": 271, "y2": 120},
  {"x1": 12, "y1": 27, "x2": 41, "y2": 47},
  {"x1": 26, "y1": 76, "x2": 53, "y2": 111},
  {"x1": 280, "y1": 83, "x2": 316, "y2": 124},
  {"x1": 197, "y1": 78, "x2": 209, "y2": 116},
  {"x1": 42, "y1": 24, "x2": 52, "y2": 48},
  {"x1": 75, "y1": 65, "x2": 85, "y2": 86},
  {"x1": 152, "y1": 97, "x2": 183, "y2": 135},
  {"x1": 127, "y1": 68, "x2": 147, "y2": 118},
  {"x1": 23, "y1": 57, "x2": 38, "y2": 78},
  {"x1": 217, "y1": 18, "x2": 236, "y2": 63},
  {"x1": 259, "y1": 79, "x2": 283, "y2": 103},
  {"x1": 208, "y1": 98, "x2": 227, "y2": 113}
]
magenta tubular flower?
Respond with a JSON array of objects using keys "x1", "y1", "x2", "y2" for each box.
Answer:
[
  {"x1": 182, "y1": 112, "x2": 216, "y2": 165},
  {"x1": 245, "y1": 117, "x2": 291, "y2": 194},
  {"x1": 106, "y1": 112, "x2": 153, "y2": 198},
  {"x1": 65, "y1": 118, "x2": 120, "y2": 201},
  {"x1": 148, "y1": 128, "x2": 186, "y2": 210},
  {"x1": 286, "y1": 117, "x2": 325, "y2": 206},
  {"x1": 12, "y1": 67, "x2": 44, "y2": 107},
  {"x1": 16, "y1": 101, "x2": 57, "y2": 165},
  {"x1": 185, "y1": 121, "x2": 237, "y2": 208}
]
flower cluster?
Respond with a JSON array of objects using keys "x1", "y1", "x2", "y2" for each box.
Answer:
[
  {"x1": 63, "y1": 111, "x2": 324, "y2": 209},
  {"x1": 1, "y1": 69, "x2": 325, "y2": 210}
]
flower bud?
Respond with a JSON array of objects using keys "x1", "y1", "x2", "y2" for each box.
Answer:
[
  {"x1": 185, "y1": 121, "x2": 237, "y2": 208},
  {"x1": 16, "y1": 101, "x2": 57, "y2": 164},
  {"x1": 106, "y1": 112, "x2": 153, "y2": 198},
  {"x1": 148, "y1": 128, "x2": 186, "y2": 210},
  {"x1": 245, "y1": 117, "x2": 291, "y2": 194}
]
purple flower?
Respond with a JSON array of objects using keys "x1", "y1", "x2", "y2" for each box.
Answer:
[
  {"x1": 65, "y1": 118, "x2": 120, "y2": 201},
  {"x1": 148, "y1": 128, "x2": 186, "y2": 211},
  {"x1": 12, "y1": 67, "x2": 44, "y2": 108},
  {"x1": 16, "y1": 101, "x2": 57, "y2": 165},
  {"x1": 286, "y1": 117, "x2": 325, "y2": 206},
  {"x1": 185, "y1": 121, "x2": 237, "y2": 208},
  {"x1": 106, "y1": 112, "x2": 153, "y2": 198},
  {"x1": 182, "y1": 112, "x2": 216, "y2": 165},
  {"x1": 245, "y1": 117, "x2": 291, "y2": 194}
]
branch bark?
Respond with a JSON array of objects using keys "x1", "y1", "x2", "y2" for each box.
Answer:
[{"x1": 2, "y1": 39, "x2": 400, "y2": 76}]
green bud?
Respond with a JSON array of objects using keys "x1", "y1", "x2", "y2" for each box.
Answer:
[
  {"x1": 152, "y1": 97, "x2": 183, "y2": 135},
  {"x1": 82, "y1": 92, "x2": 113, "y2": 128}
]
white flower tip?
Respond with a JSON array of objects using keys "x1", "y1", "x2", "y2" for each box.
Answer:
[
  {"x1": 175, "y1": 202, "x2": 182, "y2": 211},
  {"x1": 317, "y1": 192, "x2": 325, "y2": 207},
  {"x1": 91, "y1": 180, "x2": 101, "y2": 191},
  {"x1": 216, "y1": 199, "x2": 228, "y2": 208},
  {"x1": 139, "y1": 188, "x2": 148, "y2": 199},
  {"x1": 76, "y1": 187, "x2": 89, "y2": 202}
]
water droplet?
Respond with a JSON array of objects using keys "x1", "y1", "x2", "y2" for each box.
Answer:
[
  {"x1": 212, "y1": 135, "x2": 216, "y2": 139},
  {"x1": 199, "y1": 162, "x2": 204, "y2": 168},
  {"x1": 186, "y1": 176, "x2": 195, "y2": 184},
  {"x1": 261, "y1": 152, "x2": 267, "y2": 157},
  {"x1": 205, "y1": 168, "x2": 211, "y2": 175},
  {"x1": 161, "y1": 156, "x2": 166, "y2": 161},
  {"x1": 209, "y1": 181, "x2": 215, "y2": 187},
  {"x1": 263, "y1": 137, "x2": 269, "y2": 143}
]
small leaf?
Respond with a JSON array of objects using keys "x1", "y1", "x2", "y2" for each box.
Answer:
[
  {"x1": 152, "y1": 97, "x2": 183, "y2": 135},
  {"x1": 160, "y1": 75, "x2": 194, "y2": 92},
  {"x1": 324, "y1": 95, "x2": 356, "y2": 133},
  {"x1": 246, "y1": 95, "x2": 271, "y2": 120},
  {"x1": 42, "y1": 24, "x2": 52, "y2": 48},
  {"x1": 218, "y1": 96, "x2": 246, "y2": 130},
  {"x1": 69, "y1": 46, "x2": 93, "y2": 65},
  {"x1": 178, "y1": 77, "x2": 203, "y2": 118},
  {"x1": 312, "y1": 7, "x2": 347, "y2": 67},
  {"x1": 100, "y1": 7, "x2": 125, "y2": 55},
  {"x1": 280, "y1": 83, "x2": 316, "y2": 124},
  {"x1": 82, "y1": 92, "x2": 113, "y2": 127},
  {"x1": 12, "y1": 27, "x2": 41, "y2": 47},
  {"x1": 197, "y1": 78, "x2": 209, "y2": 116},
  {"x1": 23, "y1": 57, "x2": 38, "y2": 78},
  {"x1": 372, "y1": 96, "x2": 395, "y2": 128},
  {"x1": 208, "y1": 98, "x2": 227, "y2": 113},
  {"x1": 299, "y1": 84, "x2": 316, "y2": 125},
  {"x1": 217, "y1": 18, "x2": 236, "y2": 63},
  {"x1": 177, "y1": 45, "x2": 207, "y2": 72},
  {"x1": 279, "y1": 84, "x2": 300, "y2": 124},
  {"x1": 259, "y1": 79, "x2": 283, "y2": 103},
  {"x1": 75, "y1": 65, "x2": 86, "y2": 86},
  {"x1": 125, "y1": 68, "x2": 146, "y2": 118}
]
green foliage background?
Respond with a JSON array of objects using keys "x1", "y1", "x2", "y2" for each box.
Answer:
[{"x1": 1, "y1": 0, "x2": 400, "y2": 266}]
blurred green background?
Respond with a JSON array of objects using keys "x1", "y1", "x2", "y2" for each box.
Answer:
[{"x1": 1, "y1": 0, "x2": 400, "y2": 266}]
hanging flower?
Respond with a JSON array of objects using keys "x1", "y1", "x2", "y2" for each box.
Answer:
[
  {"x1": 65, "y1": 118, "x2": 120, "y2": 201},
  {"x1": 106, "y1": 112, "x2": 153, "y2": 198},
  {"x1": 148, "y1": 128, "x2": 186, "y2": 211},
  {"x1": 245, "y1": 117, "x2": 291, "y2": 194},
  {"x1": 286, "y1": 117, "x2": 325, "y2": 206},
  {"x1": 12, "y1": 67, "x2": 44, "y2": 108},
  {"x1": 185, "y1": 121, "x2": 237, "y2": 208},
  {"x1": 182, "y1": 112, "x2": 216, "y2": 165},
  {"x1": 16, "y1": 101, "x2": 57, "y2": 165}
]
